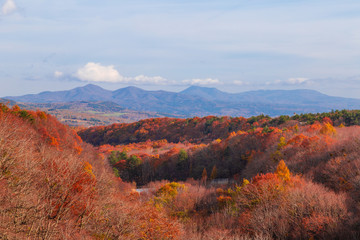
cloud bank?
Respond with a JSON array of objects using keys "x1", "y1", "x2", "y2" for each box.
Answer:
[
  {"x1": 182, "y1": 78, "x2": 221, "y2": 86},
  {"x1": 1, "y1": 0, "x2": 17, "y2": 15},
  {"x1": 54, "y1": 71, "x2": 64, "y2": 78},
  {"x1": 266, "y1": 77, "x2": 310, "y2": 86},
  {"x1": 286, "y1": 78, "x2": 309, "y2": 84},
  {"x1": 233, "y1": 80, "x2": 250, "y2": 86},
  {"x1": 74, "y1": 62, "x2": 170, "y2": 85},
  {"x1": 75, "y1": 62, "x2": 123, "y2": 83}
]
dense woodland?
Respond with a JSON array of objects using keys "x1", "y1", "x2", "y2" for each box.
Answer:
[
  {"x1": 79, "y1": 109, "x2": 360, "y2": 146},
  {"x1": 2, "y1": 104, "x2": 360, "y2": 239}
]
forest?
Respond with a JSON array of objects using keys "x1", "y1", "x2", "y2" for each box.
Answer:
[{"x1": 2, "y1": 104, "x2": 360, "y2": 239}]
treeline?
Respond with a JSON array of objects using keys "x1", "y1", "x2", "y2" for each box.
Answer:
[
  {"x1": 291, "y1": 109, "x2": 360, "y2": 125},
  {"x1": 78, "y1": 116, "x2": 250, "y2": 145},
  {"x1": 79, "y1": 109, "x2": 360, "y2": 147}
]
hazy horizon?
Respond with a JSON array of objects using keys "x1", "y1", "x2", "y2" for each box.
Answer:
[
  {"x1": 1, "y1": 0, "x2": 360, "y2": 98},
  {"x1": 4, "y1": 83, "x2": 360, "y2": 101}
]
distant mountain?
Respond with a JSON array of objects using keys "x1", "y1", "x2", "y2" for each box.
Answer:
[
  {"x1": 8, "y1": 84, "x2": 112, "y2": 103},
  {"x1": 180, "y1": 86, "x2": 234, "y2": 102},
  {"x1": 0, "y1": 98, "x2": 17, "y2": 106},
  {"x1": 111, "y1": 86, "x2": 216, "y2": 116},
  {"x1": 181, "y1": 86, "x2": 360, "y2": 108},
  {"x1": 5, "y1": 84, "x2": 360, "y2": 117}
]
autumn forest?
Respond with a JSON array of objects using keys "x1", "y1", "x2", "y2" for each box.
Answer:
[{"x1": 2, "y1": 103, "x2": 360, "y2": 239}]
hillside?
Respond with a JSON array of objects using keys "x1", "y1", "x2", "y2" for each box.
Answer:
[
  {"x1": 0, "y1": 104, "x2": 182, "y2": 239},
  {"x1": 3, "y1": 104, "x2": 360, "y2": 239},
  {"x1": 78, "y1": 109, "x2": 360, "y2": 146},
  {"x1": 81, "y1": 110, "x2": 360, "y2": 239},
  {"x1": 6, "y1": 84, "x2": 360, "y2": 117},
  {"x1": 23, "y1": 101, "x2": 168, "y2": 127},
  {"x1": 1, "y1": 100, "x2": 170, "y2": 127}
]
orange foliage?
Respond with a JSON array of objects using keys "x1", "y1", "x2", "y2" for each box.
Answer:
[
  {"x1": 287, "y1": 134, "x2": 308, "y2": 146},
  {"x1": 306, "y1": 121, "x2": 322, "y2": 133},
  {"x1": 275, "y1": 160, "x2": 291, "y2": 181}
]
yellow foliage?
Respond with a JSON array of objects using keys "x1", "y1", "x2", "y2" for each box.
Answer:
[
  {"x1": 277, "y1": 136, "x2": 286, "y2": 150},
  {"x1": 154, "y1": 182, "x2": 186, "y2": 207},
  {"x1": 294, "y1": 124, "x2": 299, "y2": 132},
  {"x1": 320, "y1": 122, "x2": 336, "y2": 136},
  {"x1": 236, "y1": 130, "x2": 246, "y2": 135},
  {"x1": 83, "y1": 161, "x2": 95, "y2": 179},
  {"x1": 242, "y1": 178, "x2": 249, "y2": 187},
  {"x1": 275, "y1": 160, "x2": 291, "y2": 181}
]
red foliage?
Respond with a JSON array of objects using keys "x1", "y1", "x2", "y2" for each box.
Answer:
[{"x1": 78, "y1": 115, "x2": 251, "y2": 146}]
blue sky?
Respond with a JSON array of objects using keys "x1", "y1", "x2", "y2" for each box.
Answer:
[{"x1": 1, "y1": 0, "x2": 360, "y2": 97}]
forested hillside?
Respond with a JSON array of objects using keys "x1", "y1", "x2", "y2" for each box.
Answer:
[
  {"x1": 78, "y1": 109, "x2": 360, "y2": 146},
  {"x1": 0, "y1": 104, "x2": 181, "y2": 239},
  {"x1": 3, "y1": 104, "x2": 360, "y2": 239},
  {"x1": 80, "y1": 110, "x2": 360, "y2": 239}
]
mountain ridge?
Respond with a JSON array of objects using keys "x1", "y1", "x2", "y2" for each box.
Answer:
[{"x1": 5, "y1": 84, "x2": 360, "y2": 117}]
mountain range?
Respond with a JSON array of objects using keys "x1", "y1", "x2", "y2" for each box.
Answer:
[{"x1": 4, "y1": 84, "x2": 360, "y2": 117}]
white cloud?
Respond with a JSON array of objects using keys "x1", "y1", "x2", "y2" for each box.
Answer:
[
  {"x1": 233, "y1": 80, "x2": 244, "y2": 85},
  {"x1": 54, "y1": 71, "x2": 64, "y2": 78},
  {"x1": 233, "y1": 80, "x2": 250, "y2": 86},
  {"x1": 182, "y1": 78, "x2": 221, "y2": 85},
  {"x1": 75, "y1": 62, "x2": 125, "y2": 83},
  {"x1": 132, "y1": 75, "x2": 168, "y2": 84},
  {"x1": 1, "y1": 0, "x2": 17, "y2": 15},
  {"x1": 286, "y1": 77, "x2": 309, "y2": 84},
  {"x1": 266, "y1": 79, "x2": 281, "y2": 85},
  {"x1": 266, "y1": 78, "x2": 310, "y2": 85},
  {"x1": 74, "y1": 62, "x2": 171, "y2": 85}
]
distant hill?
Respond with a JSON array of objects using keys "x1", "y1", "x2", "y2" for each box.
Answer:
[
  {"x1": 0, "y1": 98, "x2": 17, "y2": 106},
  {"x1": 17, "y1": 101, "x2": 169, "y2": 127},
  {"x1": 181, "y1": 86, "x2": 360, "y2": 108},
  {"x1": 5, "y1": 84, "x2": 360, "y2": 117},
  {"x1": 0, "y1": 99, "x2": 171, "y2": 127},
  {"x1": 7, "y1": 84, "x2": 112, "y2": 103},
  {"x1": 111, "y1": 86, "x2": 217, "y2": 116}
]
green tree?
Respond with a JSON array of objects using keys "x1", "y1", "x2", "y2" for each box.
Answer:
[
  {"x1": 126, "y1": 155, "x2": 141, "y2": 169},
  {"x1": 108, "y1": 150, "x2": 127, "y2": 165},
  {"x1": 178, "y1": 149, "x2": 188, "y2": 163}
]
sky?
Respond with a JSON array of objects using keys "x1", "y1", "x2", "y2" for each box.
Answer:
[{"x1": 1, "y1": 0, "x2": 360, "y2": 98}]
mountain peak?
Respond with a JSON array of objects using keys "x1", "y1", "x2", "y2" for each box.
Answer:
[
  {"x1": 113, "y1": 86, "x2": 145, "y2": 94},
  {"x1": 121, "y1": 86, "x2": 144, "y2": 91},
  {"x1": 180, "y1": 85, "x2": 230, "y2": 101},
  {"x1": 182, "y1": 85, "x2": 222, "y2": 92},
  {"x1": 185, "y1": 85, "x2": 216, "y2": 90},
  {"x1": 79, "y1": 84, "x2": 106, "y2": 91}
]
